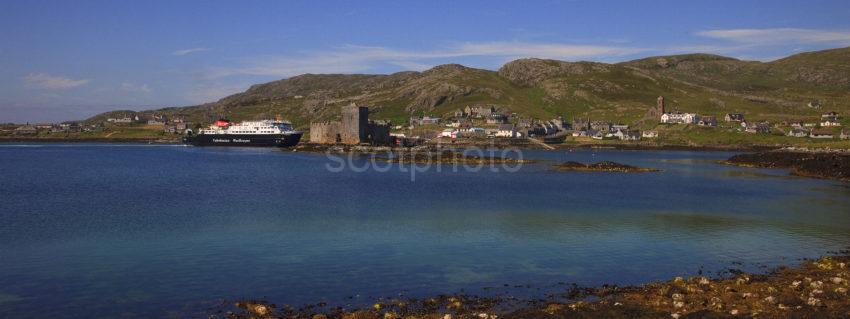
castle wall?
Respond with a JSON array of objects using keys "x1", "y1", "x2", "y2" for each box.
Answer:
[
  {"x1": 310, "y1": 104, "x2": 392, "y2": 145},
  {"x1": 309, "y1": 121, "x2": 341, "y2": 144},
  {"x1": 367, "y1": 121, "x2": 392, "y2": 146}
]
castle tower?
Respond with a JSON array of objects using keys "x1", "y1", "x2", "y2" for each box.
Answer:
[{"x1": 341, "y1": 103, "x2": 368, "y2": 144}]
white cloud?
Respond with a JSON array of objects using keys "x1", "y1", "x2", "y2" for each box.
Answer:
[
  {"x1": 696, "y1": 28, "x2": 850, "y2": 46},
  {"x1": 23, "y1": 73, "x2": 90, "y2": 89},
  {"x1": 203, "y1": 42, "x2": 645, "y2": 79},
  {"x1": 172, "y1": 47, "x2": 210, "y2": 56},
  {"x1": 388, "y1": 61, "x2": 433, "y2": 71},
  {"x1": 120, "y1": 82, "x2": 152, "y2": 93}
]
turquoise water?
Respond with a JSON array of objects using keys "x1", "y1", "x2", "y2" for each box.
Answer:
[{"x1": 1, "y1": 144, "x2": 849, "y2": 318}]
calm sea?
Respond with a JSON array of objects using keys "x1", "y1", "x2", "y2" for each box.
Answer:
[{"x1": 1, "y1": 144, "x2": 849, "y2": 318}]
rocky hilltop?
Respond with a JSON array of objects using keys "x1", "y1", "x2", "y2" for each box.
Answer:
[{"x1": 88, "y1": 47, "x2": 850, "y2": 129}]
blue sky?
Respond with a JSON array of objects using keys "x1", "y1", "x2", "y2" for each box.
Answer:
[{"x1": 2, "y1": 0, "x2": 850, "y2": 122}]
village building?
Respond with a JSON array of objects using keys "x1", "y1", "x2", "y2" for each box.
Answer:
[
  {"x1": 460, "y1": 127, "x2": 486, "y2": 137},
  {"x1": 590, "y1": 130, "x2": 605, "y2": 140},
  {"x1": 494, "y1": 124, "x2": 519, "y2": 138},
  {"x1": 661, "y1": 112, "x2": 699, "y2": 124},
  {"x1": 590, "y1": 121, "x2": 612, "y2": 132},
  {"x1": 611, "y1": 124, "x2": 629, "y2": 132},
  {"x1": 83, "y1": 124, "x2": 103, "y2": 133},
  {"x1": 821, "y1": 111, "x2": 839, "y2": 121},
  {"x1": 789, "y1": 120, "x2": 805, "y2": 128},
  {"x1": 14, "y1": 125, "x2": 38, "y2": 135},
  {"x1": 409, "y1": 115, "x2": 441, "y2": 126},
  {"x1": 440, "y1": 129, "x2": 457, "y2": 138},
  {"x1": 787, "y1": 128, "x2": 808, "y2": 138},
  {"x1": 745, "y1": 122, "x2": 771, "y2": 134},
  {"x1": 164, "y1": 123, "x2": 189, "y2": 134},
  {"x1": 485, "y1": 113, "x2": 507, "y2": 124},
  {"x1": 67, "y1": 123, "x2": 82, "y2": 133},
  {"x1": 571, "y1": 119, "x2": 590, "y2": 131},
  {"x1": 810, "y1": 129, "x2": 834, "y2": 139},
  {"x1": 821, "y1": 119, "x2": 842, "y2": 127},
  {"x1": 841, "y1": 130, "x2": 849, "y2": 140},
  {"x1": 108, "y1": 117, "x2": 133, "y2": 123},
  {"x1": 642, "y1": 130, "x2": 658, "y2": 138},
  {"x1": 724, "y1": 113, "x2": 744, "y2": 122},
  {"x1": 612, "y1": 129, "x2": 641, "y2": 141},
  {"x1": 549, "y1": 117, "x2": 569, "y2": 130},
  {"x1": 461, "y1": 105, "x2": 497, "y2": 118},
  {"x1": 445, "y1": 120, "x2": 464, "y2": 128},
  {"x1": 697, "y1": 116, "x2": 717, "y2": 127}
]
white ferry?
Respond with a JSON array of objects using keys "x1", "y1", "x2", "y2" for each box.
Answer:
[{"x1": 184, "y1": 119, "x2": 303, "y2": 147}]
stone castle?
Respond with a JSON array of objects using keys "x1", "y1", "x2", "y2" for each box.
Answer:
[{"x1": 310, "y1": 104, "x2": 392, "y2": 145}]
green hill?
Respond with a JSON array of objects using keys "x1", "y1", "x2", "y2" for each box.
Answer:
[{"x1": 88, "y1": 47, "x2": 850, "y2": 131}]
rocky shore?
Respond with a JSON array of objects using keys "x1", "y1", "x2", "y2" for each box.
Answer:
[
  {"x1": 215, "y1": 254, "x2": 850, "y2": 319},
  {"x1": 552, "y1": 161, "x2": 660, "y2": 173},
  {"x1": 723, "y1": 151, "x2": 850, "y2": 182}
]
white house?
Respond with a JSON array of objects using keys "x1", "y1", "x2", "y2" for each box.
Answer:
[
  {"x1": 613, "y1": 130, "x2": 640, "y2": 141},
  {"x1": 440, "y1": 129, "x2": 456, "y2": 138},
  {"x1": 821, "y1": 119, "x2": 842, "y2": 127},
  {"x1": 810, "y1": 129, "x2": 834, "y2": 139},
  {"x1": 642, "y1": 130, "x2": 658, "y2": 138},
  {"x1": 494, "y1": 124, "x2": 518, "y2": 138},
  {"x1": 787, "y1": 129, "x2": 808, "y2": 138},
  {"x1": 661, "y1": 113, "x2": 699, "y2": 124}
]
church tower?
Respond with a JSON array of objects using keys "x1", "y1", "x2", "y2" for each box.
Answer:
[
  {"x1": 645, "y1": 96, "x2": 666, "y2": 120},
  {"x1": 656, "y1": 96, "x2": 665, "y2": 116}
]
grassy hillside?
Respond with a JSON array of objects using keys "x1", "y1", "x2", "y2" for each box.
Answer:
[{"x1": 86, "y1": 47, "x2": 850, "y2": 136}]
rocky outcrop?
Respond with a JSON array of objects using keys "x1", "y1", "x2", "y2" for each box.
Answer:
[
  {"x1": 552, "y1": 161, "x2": 660, "y2": 172},
  {"x1": 724, "y1": 151, "x2": 850, "y2": 181},
  {"x1": 498, "y1": 58, "x2": 611, "y2": 86}
]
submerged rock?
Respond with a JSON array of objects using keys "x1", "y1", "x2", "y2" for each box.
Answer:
[{"x1": 552, "y1": 161, "x2": 660, "y2": 172}]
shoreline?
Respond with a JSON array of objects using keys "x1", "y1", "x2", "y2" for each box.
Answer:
[{"x1": 219, "y1": 253, "x2": 850, "y2": 319}]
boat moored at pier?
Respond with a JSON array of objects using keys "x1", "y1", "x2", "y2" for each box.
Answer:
[{"x1": 184, "y1": 119, "x2": 303, "y2": 147}]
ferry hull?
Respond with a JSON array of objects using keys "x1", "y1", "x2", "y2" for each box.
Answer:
[{"x1": 184, "y1": 132, "x2": 302, "y2": 147}]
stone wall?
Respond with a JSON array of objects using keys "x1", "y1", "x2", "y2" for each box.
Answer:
[
  {"x1": 309, "y1": 121, "x2": 341, "y2": 144},
  {"x1": 367, "y1": 121, "x2": 392, "y2": 146}
]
